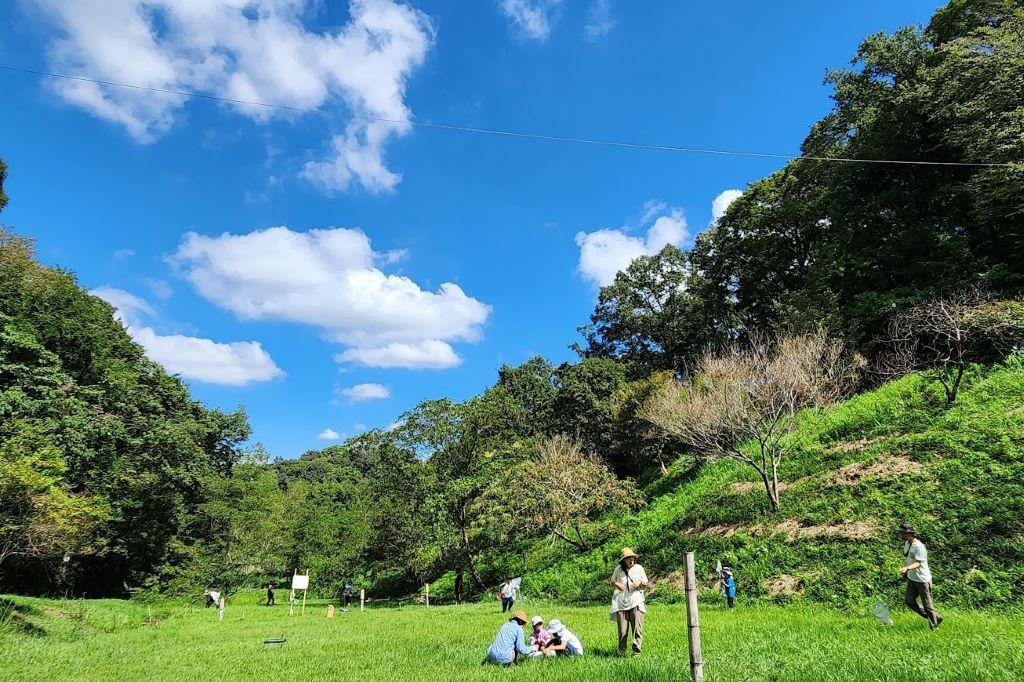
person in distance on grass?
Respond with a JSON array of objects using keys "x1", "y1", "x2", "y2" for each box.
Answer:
[
  {"x1": 899, "y1": 523, "x2": 944, "y2": 629},
  {"x1": 498, "y1": 577, "x2": 517, "y2": 613},
  {"x1": 344, "y1": 581, "x2": 354, "y2": 610},
  {"x1": 485, "y1": 611, "x2": 536, "y2": 665},
  {"x1": 720, "y1": 567, "x2": 736, "y2": 608},
  {"x1": 266, "y1": 581, "x2": 275, "y2": 607},
  {"x1": 609, "y1": 547, "x2": 648, "y2": 656},
  {"x1": 542, "y1": 619, "x2": 584, "y2": 657}
]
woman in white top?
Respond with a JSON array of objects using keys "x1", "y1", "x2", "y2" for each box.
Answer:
[{"x1": 609, "y1": 547, "x2": 648, "y2": 656}]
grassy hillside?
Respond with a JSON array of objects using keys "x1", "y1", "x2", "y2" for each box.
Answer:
[
  {"x1": 2, "y1": 593, "x2": 1023, "y2": 681},
  {"x1": 492, "y1": 358, "x2": 1024, "y2": 609}
]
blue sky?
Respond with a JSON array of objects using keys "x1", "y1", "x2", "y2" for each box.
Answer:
[{"x1": 0, "y1": 0, "x2": 943, "y2": 458}]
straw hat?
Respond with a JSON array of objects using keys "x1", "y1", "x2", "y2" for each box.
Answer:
[
  {"x1": 620, "y1": 547, "x2": 639, "y2": 560},
  {"x1": 512, "y1": 611, "x2": 528, "y2": 624}
]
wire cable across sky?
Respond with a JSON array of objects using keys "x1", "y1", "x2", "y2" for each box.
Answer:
[{"x1": 2, "y1": 63, "x2": 1019, "y2": 169}]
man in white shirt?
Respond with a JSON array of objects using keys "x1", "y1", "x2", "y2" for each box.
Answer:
[
  {"x1": 899, "y1": 523, "x2": 943, "y2": 629},
  {"x1": 609, "y1": 547, "x2": 648, "y2": 655}
]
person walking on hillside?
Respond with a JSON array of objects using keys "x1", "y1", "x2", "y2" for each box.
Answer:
[
  {"x1": 266, "y1": 581, "x2": 275, "y2": 607},
  {"x1": 498, "y1": 577, "x2": 517, "y2": 613},
  {"x1": 485, "y1": 611, "x2": 536, "y2": 665},
  {"x1": 899, "y1": 523, "x2": 943, "y2": 629},
  {"x1": 609, "y1": 547, "x2": 648, "y2": 656}
]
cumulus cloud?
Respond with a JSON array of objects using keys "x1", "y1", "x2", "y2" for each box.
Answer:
[
  {"x1": 171, "y1": 226, "x2": 489, "y2": 369},
  {"x1": 335, "y1": 340, "x2": 462, "y2": 369},
  {"x1": 32, "y1": 0, "x2": 434, "y2": 193},
  {"x1": 712, "y1": 189, "x2": 743, "y2": 223},
  {"x1": 91, "y1": 286, "x2": 282, "y2": 386},
  {"x1": 317, "y1": 428, "x2": 343, "y2": 441},
  {"x1": 337, "y1": 383, "x2": 391, "y2": 403},
  {"x1": 584, "y1": 0, "x2": 615, "y2": 39},
  {"x1": 499, "y1": 0, "x2": 563, "y2": 41},
  {"x1": 575, "y1": 205, "x2": 689, "y2": 287}
]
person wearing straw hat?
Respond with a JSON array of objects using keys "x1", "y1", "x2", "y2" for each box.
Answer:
[
  {"x1": 485, "y1": 611, "x2": 536, "y2": 665},
  {"x1": 899, "y1": 523, "x2": 944, "y2": 629},
  {"x1": 609, "y1": 547, "x2": 648, "y2": 656}
]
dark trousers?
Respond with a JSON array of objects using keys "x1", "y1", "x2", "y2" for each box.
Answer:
[
  {"x1": 727, "y1": 595, "x2": 735, "y2": 608},
  {"x1": 501, "y1": 597, "x2": 514, "y2": 612},
  {"x1": 266, "y1": 592, "x2": 275, "y2": 606},
  {"x1": 345, "y1": 594, "x2": 352, "y2": 607},
  {"x1": 904, "y1": 580, "x2": 941, "y2": 627}
]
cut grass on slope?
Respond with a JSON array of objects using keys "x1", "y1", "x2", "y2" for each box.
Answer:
[
  {"x1": 2, "y1": 593, "x2": 1023, "y2": 681},
  {"x1": 516, "y1": 361, "x2": 1024, "y2": 609}
]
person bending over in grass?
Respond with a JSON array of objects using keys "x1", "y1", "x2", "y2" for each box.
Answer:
[
  {"x1": 485, "y1": 611, "x2": 536, "y2": 665},
  {"x1": 610, "y1": 547, "x2": 648, "y2": 656},
  {"x1": 542, "y1": 619, "x2": 584, "y2": 657},
  {"x1": 899, "y1": 523, "x2": 943, "y2": 629}
]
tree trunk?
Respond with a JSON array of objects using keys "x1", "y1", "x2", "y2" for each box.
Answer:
[
  {"x1": 760, "y1": 470, "x2": 780, "y2": 512},
  {"x1": 454, "y1": 568, "x2": 464, "y2": 605},
  {"x1": 552, "y1": 528, "x2": 586, "y2": 551}
]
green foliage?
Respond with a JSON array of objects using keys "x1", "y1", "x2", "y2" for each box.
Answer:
[{"x1": 0, "y1": 157, "x2": 7, "y2": 213}]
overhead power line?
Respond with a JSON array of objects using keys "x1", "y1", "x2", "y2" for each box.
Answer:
[{"x1": 1, "y1": 63, "x2": 1018, "y2": 169}]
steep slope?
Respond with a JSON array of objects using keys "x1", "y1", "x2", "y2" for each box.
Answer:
[{"x1": 518, "y1": 360, "x2": 1024, "y2": 608}]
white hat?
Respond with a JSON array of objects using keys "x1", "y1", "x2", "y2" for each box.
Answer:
[
  {"x1": 531, "y1": 616, "x2": 543, "y2": 626},
  {"x1": 547, "y1": 618, "x2": 565, "y2": 634}
]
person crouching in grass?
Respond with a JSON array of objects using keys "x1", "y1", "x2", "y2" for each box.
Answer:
[
  {"x1": 485, "y1": 611, "x2": 536, "y2": 665},
  {"x1": 542, "y1": 619, "x2": 584, "y2": 657},
  {"x1": 529, "y1": 616, "x2": 552, "y2": 652}
]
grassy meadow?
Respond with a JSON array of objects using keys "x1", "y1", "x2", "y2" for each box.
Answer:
[{"x1": 2, "y1": 591, "x2": 1023, "y2": 681}]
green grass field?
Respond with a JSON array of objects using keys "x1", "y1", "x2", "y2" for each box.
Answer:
[{"x1": 3, "y1": 592, "x2": 1023, "y2": 681}]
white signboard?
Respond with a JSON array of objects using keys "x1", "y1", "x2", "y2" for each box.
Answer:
[{"x1": 292, "y1": 574, "x2": 309, "y2": 590}]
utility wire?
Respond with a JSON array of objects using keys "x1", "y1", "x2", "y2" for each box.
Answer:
[{"x1": 2, "y1": 63, "x2": 1018, "y2": 169}]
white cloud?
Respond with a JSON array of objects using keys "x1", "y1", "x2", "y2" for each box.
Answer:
[
  {"x1": 335, "y1": 340, "x2": 462, "y2": 369},
  {"x1": 352, "y1": 423, "x2": 367, "y2": 432},
  {"x1": 575, "y1": 205, "x2": 689, "y2": 287},
  {"x1": 33, "y1": 0, "x2": 434, "y2": 193},
  {"x1": 91, "y1": 286, "x2": 155, "y2": 323},
  {"x1": 499, "y1": 0, "x2": 563, "y2": 41},
  {"x1": 112, "y1": 248, "x2": 135, "y2": 260},
  {"x1": 584, "y1": 0, "x2": 615, "y2": 39},
  {"x1": 317, "y1": 428, "x2": 343, "y2": 441},
  {"x1": 141, "y1": 277, "x2": 174, "y2": 300},
  {"x1": 90, "y1": 286, "x2": 282, "y2": 386},
  {"x1": 712, "y1": 189, "x2": 743, "y2": 223},
  {"x1": 132, "y1": 326, "x2": 284, "y2": 386},
  {"x1": 171, "y1": 226, "x2": 489, "y2": 369},
  {"x1": 337, "y1": 383, "x2": 391, "y2": 403}
]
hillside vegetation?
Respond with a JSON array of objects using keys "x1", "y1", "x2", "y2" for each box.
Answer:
[{"x1": 513, "y1": 360, "x2": 1024, "y2": 609}]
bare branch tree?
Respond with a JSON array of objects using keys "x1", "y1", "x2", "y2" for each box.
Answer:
[
  {"x1": 641, "y1": 331, "x2": 864, "y2": 511},
  {"x1": 877, "y1": 291, "x2": 1024, "y2": 405}
]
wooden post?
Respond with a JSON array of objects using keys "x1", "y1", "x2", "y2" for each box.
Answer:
[
  {"x1": 327, "y1": 604, "x2": 335, "y2": 619},
  {"x1": 218, "y1": 596, "x2": 225, "y2": 622},
  {"x1": 425, "y1": 583, "x2": 430, "y2": 608},
  {"x1": 301, "y1": 588, "x2": 307, "y2": 616},
  {"x1": 684, "y1": 552, "x2": 704, "y2": 682},
  {"x1": 360, "y1": 588, "x2": 365, "y2": 611}
]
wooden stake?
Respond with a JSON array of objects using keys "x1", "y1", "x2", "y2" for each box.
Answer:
[
  {"x1": 301, "y1": 588, "x2": 307, "y2": 616},
  {"x1": 360, "y1": 588, "x2": 365, "y2": 611},
  {"x1": 425, "y1": 583, "x2": 430, "y2": 608},
  {"x1": 218, "y1": 597, "x2": 225, "y2": 622},
  {"x1": 684, "y1": 552, "x2": 704, "y2": 682}
]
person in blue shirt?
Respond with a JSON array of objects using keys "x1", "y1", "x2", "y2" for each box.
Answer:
[
  {"x1": 485, "y1": 611, "x2": 536, "y2": 665},
  {"x1": 720, "y1": 567, "x2": 736, "y2": 608}
]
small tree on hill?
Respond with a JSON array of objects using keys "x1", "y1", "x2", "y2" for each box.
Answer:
[
  {"x1": 878, "y1": 292, "x2": 1024, "y2": 405},
  {"x1": 482, "y1": 434, "x2": 640, "y2": 551},
  {"x1": 641, "y1": 332, "x2": 863, "y2": 511}
]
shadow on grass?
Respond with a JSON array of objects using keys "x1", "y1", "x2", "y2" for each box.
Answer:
[{"x1": 0, "y1": 597, "x2": 48, "y2": 637}]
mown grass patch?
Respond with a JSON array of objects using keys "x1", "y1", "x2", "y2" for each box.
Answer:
[{"x1": 2, "y1": 593, "x2": 1022, "y2": 681}]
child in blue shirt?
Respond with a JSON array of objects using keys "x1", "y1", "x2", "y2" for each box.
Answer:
[{"x1": 721, "y1": 567, "x2": 736, "y2": 608}]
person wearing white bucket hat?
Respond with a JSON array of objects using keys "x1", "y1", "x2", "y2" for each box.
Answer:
[
  {"x1": 542, "y1": 619, "x2": 584, "y2": 657},
  {"x1": 609, "y1": 547, "x2": 648, "y2": 656}
]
